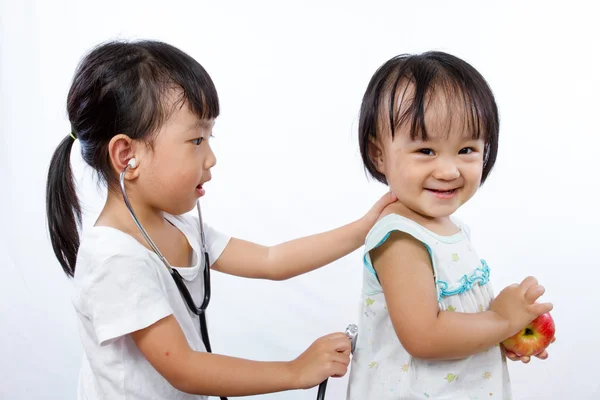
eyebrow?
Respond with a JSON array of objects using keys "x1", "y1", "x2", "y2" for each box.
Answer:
[
  {"x1": 188, "y1": 120, "x2": 213, "y2": 130},
  {"x1": 410, "y1": 130, "x2": 484, "y2": 142}
]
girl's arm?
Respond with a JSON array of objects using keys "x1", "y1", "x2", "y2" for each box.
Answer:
[
  {"x1": 131, "y1": 315, "x2": 351, "y2": 396},
  {"x1": 373, "y1": 230, "x2": 553, "y2": 361},
  {"x1": 212, "y1": 192, "x2": 396, "y2": 280}
]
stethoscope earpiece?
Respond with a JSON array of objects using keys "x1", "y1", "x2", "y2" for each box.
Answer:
[{"x1": 127, "y1": 158, "x2": 137, "y2": 169}]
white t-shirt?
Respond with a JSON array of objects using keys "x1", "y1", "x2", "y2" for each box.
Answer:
[{"x1": 72, "y1": 213, "x2": 231, "y2": 400}]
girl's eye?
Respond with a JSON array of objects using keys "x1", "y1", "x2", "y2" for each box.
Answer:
[
  {"x1": 192, "y1": 137, "x2": 204, "y2": 146},
  {"x1": 418, "y1": 148, "x2": 435, "y2": 156},
  {"x1": 459, "y1": 147, "x2": 475, "y2": 154}
]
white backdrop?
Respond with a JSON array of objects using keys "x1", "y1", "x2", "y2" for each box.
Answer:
[{"x1": 1, "y1": 1, "x2": 599, "y2": 399}]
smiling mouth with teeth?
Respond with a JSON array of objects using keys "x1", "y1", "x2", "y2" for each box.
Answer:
[
  {"x1": 429, "y1": 189, "x2": 456, "y2": 193},
  {"x1": 425, "y1": 188, "x2": 459, "y2": 198}
]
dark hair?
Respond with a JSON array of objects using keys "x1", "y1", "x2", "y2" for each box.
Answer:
[
  {"x1": 46, "y1": 40, "x2": 220, "y2": 277},
  {"x1": 358, "y1": 51, "x2": 499, "y2": 185}
]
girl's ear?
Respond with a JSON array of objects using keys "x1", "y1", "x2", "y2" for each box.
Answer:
[
  {"x1": 108, "y1": 134, "x2": 139, "y2": 179},
  {"x1": 368, "y1": 137, "x2": 385, "y2": 173}
]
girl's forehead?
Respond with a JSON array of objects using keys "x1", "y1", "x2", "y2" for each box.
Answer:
[
  {"x1": 185, "y1": 116, "x2": 215, "y2": 129},
  {"x1": 166, "y1": 99, "x2": 215, "y2": 125},
  {"x1": 423, "y1": 98, "x2": 475, "y2": 139}
]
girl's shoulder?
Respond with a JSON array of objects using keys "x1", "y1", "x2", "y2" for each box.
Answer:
[
  {"x1": 74, "y1": 225, "x2": 160, "y2": 286},
  {"x1": 79, "y1": 225, "x2": 150, "y2": 258},
  {"x1": 366, "y1": 213, "x2": 470, "y2": 255}
]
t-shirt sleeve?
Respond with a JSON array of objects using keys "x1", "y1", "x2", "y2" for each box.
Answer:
[
  {"x1": 81, "y1": 254, "x2": 173, "y2": 346},
  {"x1": 202, "y1": 222, "x2": 231, "y2": 267}
]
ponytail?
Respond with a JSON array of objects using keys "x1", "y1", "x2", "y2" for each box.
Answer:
[{"x1": 46, "y1": 135, "x2": 81, "y2": 277}]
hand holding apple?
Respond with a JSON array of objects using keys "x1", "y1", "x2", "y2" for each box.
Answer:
[
  {"x1": 504, "y1": 336, "x2": 556, "y2": 363},
  {"x1": 489, "y1": 276, "x2": 553, "y2": 337},
  {"x1": 502, "y1": 312, "x2": 555, "y2": 357}
]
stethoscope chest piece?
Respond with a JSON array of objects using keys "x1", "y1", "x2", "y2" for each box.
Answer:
[{"x1": 316, "y1": 324, "x2": 359, "y2": 400}]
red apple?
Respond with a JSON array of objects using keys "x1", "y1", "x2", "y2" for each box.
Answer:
[{"x1": 501, "y1": 313, "x2": 555, "y2": 357}]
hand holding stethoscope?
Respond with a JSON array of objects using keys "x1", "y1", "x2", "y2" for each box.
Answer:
[
  {"x1": 316, "y1": 324, "x2": 359, "y2": 400},
  {"x1": 120, "y1": 158, "x2": 358, "y2": 400}
]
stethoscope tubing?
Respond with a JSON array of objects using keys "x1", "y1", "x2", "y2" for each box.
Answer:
[{"x1": 120, "y1": 165, "x2": 356, "y2": 400}]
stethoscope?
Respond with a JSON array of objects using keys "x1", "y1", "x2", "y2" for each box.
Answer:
[
  {"x1": 120, "y1": 159, "x2": 226, "y2": 400},
  {"x1": 119, "y1": 159, "x2": 358, "y2": 400},
  {"x1": 316, "y1": 323, "x2": 359, "y2": 400}
]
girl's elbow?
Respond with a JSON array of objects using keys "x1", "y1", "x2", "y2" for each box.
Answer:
[
  {"x1": 406, "y1": 347, "x2": 440, "y2": 360},
  {"x1": 403, "y1": 341, "x2": 431, "y2": 359},
  {"x1": 401, "y1": 335, "x2": 443, "y2": 360},
  {"x1": 270, "y1": 270, "x2": 288, "y2": 281},
  {"x1": 170, "y1": 376, "x2": 210, "y2": 396},
  {"x1": 168, "y1": 375, "x2": 193, "y2": 394},
  {"x1": 264, "y1": 269, "x2": 289, "y2": 281},
  {"x1": 162, "y1": 359, "x2": 198, "y2": 394},
  {"x1": 404, "y1": 341, "x2": 456, "y2": 361}
]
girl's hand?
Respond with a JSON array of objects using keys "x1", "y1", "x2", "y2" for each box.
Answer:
[
  {"x1": 489, "y1": 276, "x2": 553, "y2": 337},
  {"x1": 358, "y1": 191, "x2": 397, "y2": 235},
  {"x1": 288, "y1": 332, "x2": 351, "y2": 390},
  {"x1": 504, "y1": 336, "x2": 556, "y2": 363}
]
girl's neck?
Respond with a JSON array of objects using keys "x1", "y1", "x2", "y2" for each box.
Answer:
[
  {"x1": 96, "y1": 187, "x2": 193, "y2": 267},
  {"x1": 96, "y1": 187, "x2": 168, "y2": 236},
  {"x1": 385, "y1": 201, "x2": 458, "y2": 236}
]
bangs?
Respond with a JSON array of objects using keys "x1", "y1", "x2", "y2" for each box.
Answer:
[{"x1": 384, "y1": 60, "x2": 498, "y2": 144}]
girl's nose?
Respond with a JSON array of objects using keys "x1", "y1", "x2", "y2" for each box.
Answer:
[
  {"x1": 432, "y1": 159, "x2": 460, "y2": 181},
  {"x1": 204, "y1": 143, "x2": 217, "y2": 169}
]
